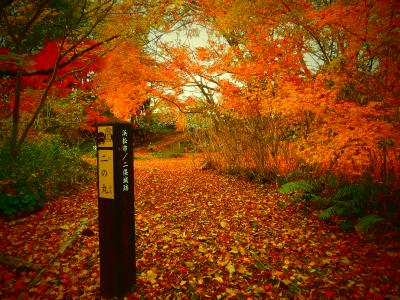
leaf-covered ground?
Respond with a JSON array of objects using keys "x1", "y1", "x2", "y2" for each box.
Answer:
[{"x1": 1, "y1": 155, "x2": 400, "y2": 299}]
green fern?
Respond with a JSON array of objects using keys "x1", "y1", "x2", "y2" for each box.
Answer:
[
  {"x1": 314, "y1": 197, "x2": 331, "y2": 209},
  {"x1": 330, "y1": 185, "x2": 355, "y2": 201},
  {"x1": 318, "y1": 205, "x2": 338, "y2": 220},
  {"x1": 318, "y1": 204, "x2": 350, "y2": 220},
  {"x1": 356, "y1": 214, "x2": 383, "y2": 232},
  {"x1": 278, "y1": 180, "x2": 313, "y2": 194},
  {"x1": 332, "y1": 183, "x2": 377, "y2": 205},
  {"x1": 285, "y1": 170, "x2": 302, "y2": 181},
  {"x1": 318, "y1": 182, "x2": 380, "y2": 223},
  {"x1": 302, "y1": 193, "x2": 321, "y2": 202},
  {"x1": 332, "y1": 183, "x2": 377, "y2": 213},
  {"x1": 327, "y1": 174, "x2": 338, "y2": 189}
]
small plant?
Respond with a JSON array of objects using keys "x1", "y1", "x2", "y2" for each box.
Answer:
[
  {"x1": 278, "y1": 174, "x2": 386, "y2": 232},
  {"x1": 278, "y1": 180, "x2": 314, "y2": 194},
  {"x1": 0, "y1": 192, "x2": 44, "y2": 216},
  {"x1": 278, "y1": 179, "x2": 324, "y2": 218},
  {"x1": 0, "y1": 135, "x2": 93, "y2": 216},
  {"x1": 318, "y1": 181, "x2": 378, "y2": 220},
  {"x1": 356, "y1": 214, "x2": 384, "y2": 232},
  {"x1": 279, "y1": 179, "x2": 323, "y2": 203}
]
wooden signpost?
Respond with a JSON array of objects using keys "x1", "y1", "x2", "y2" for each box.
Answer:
[{"x1": 96, "y1": 122, "x2": 135, "y2": 298}]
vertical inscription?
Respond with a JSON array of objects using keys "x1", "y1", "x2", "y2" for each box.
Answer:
[
  {"x1": 121, "y1": 129, "x2": 129, "y2": 192},
  {"x1": 98, "y1": 149, "x2": 114, "y2": 199}
]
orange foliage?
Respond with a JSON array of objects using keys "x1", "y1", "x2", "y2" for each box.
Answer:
[
  {"x1": 191, "y1": 0, "x2": 400, "y2": 178},
  {"x1": 94, "y1": 43, "x2": 159, "y2": 119}
]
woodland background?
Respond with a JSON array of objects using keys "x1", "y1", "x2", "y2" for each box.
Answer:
[
  {"x1": 0, "y1": 0, "x2": 400, "y2": 298},
  {"x1": 1, "y1": 0, "x2": 399, "y2": 227}
]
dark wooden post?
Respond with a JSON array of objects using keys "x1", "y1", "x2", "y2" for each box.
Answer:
[{"x1": 96, "y1": 122, "x2": 135, "y2": 298}]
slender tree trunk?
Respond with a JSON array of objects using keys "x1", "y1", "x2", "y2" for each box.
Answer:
[
  {"x1": 10, "y1": 68, "x2": 22, "y2": 158},
  {"x1": 13, "y1": 66, "x2": 58, "y2": 157}
]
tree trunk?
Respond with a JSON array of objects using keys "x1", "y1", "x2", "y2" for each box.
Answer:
[
  {"x1": 13, "y1": 65, "x2": 58, "y2": 158},
  {"x1": 10, "y1": 68, "x2": 22, "y2": 159}
]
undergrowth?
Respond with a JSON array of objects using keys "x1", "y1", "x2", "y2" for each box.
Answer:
[
  {"x1": 279, "y1": 174, "x2": 398, "y2": 232},
  {"x1": 0, "y1": 135, "x2": 94, "y2": 216},
  {"x1": 151, "y1": 150, "x2": 184, "y2": 159}
]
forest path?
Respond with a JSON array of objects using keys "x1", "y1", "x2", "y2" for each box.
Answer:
[{"x1": 0, "y1": 155, "x2": 399, "y2": 299}]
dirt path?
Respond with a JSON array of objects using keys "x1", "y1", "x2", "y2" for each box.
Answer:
[{"x1": 1, "y1": 155, "x2": 399, "y2": 299}]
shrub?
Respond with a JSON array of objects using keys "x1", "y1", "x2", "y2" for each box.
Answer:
[
  {"x1": 190, "y1": 114, "x2": 299, "y2": 182},
  {"x1": 137, "y1": 115, "x2": 176, "y2": 133},
  {"x1": 0, "y1": 135, "x2": 94, "y2": 216}
]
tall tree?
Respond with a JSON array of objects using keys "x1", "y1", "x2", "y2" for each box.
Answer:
[
  {"x1": 181, "y1": 0, "x2": 400, "y2": 175},
  {"x1": 0, "y1": 0, "x2": 122, "y2": 157}
]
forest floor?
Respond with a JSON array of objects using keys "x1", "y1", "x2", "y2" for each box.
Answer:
[{"x1": 1, "y1": 148, "x2": 400, "y2": 299}]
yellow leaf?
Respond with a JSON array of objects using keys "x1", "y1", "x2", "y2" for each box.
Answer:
[
  {"x1": 253, "y1": 285, "x2": 266, "y2": 295},
  {"x1": 282, "y1": 279, "x2": 291, "y2": 286},
  {"x1": 341, "y1": 256, "x2": 351, "y2": 264},
  {"x1": 293, "y1": 273, "x2": 309, "y2": 281},
  {"x1": 180, "y1": 280, "x2": 186, "y2": 286},
  {"x1": 230, "y1": 246, "x2": 239, "y2": 254},
  {"x1": 226, "y1": 262, "x2": 235, "y2": 277},
  {"x1": 220, "y1": 221, "x2": 228, "y2": 228},
  {"x1": 214, "y1": 274, "x2": 224, "y2": 283},
  {"x1": 198, "y1": 276, "x2": 204, "y2": 285},
  {"x1": 146, "y1": 269, "x2": 157, "y2": 282},
  {"x1": 217, "y1": 256, "x2": 229, "y2": 266},
  {"x1": 347, "y1": 280, "x2": 355, "y2": 287},
  {"x1": 226, "y1": 288, "x2": 238, "y2": 296},
  {"x1": 237, "y1": 264, "x2": 251, "y2": 275},
  {"x1": 185, "y1": 261, "x2": 194, "y2": 267},
  {"x1": 322, "y1": 258, "x2": 331, "y2": 265},
  {"x1": 325, "y1": 251, "x2": 334, "y2": 256},
  {"x1": 155, "y1": 224, "x2": 164, "y2": 230},
  {"x1": 198, "y1": 244, "x2": 207, "y2": 253}
]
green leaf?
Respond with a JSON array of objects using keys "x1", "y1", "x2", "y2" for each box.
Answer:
[
  {"x1": 318, "y1": 206, "x2": 338, "y2": 220},
  {"x1": 356, "y1": 214, "x2": 383, "y2": 232},
  {"x1": 279, "y1": 180, "x2": 313, "y2": 194}
]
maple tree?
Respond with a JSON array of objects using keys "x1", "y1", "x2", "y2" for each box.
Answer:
[
  {"x1": 0, "y1": 0, "x2": 125, "y2": 157},
  {"x1": 93, "y1": 0, "x2": 206, "y2": 122},
  {"x1": 166, "y1": 0, "x2": 400, "y2": 180},
  {"x1": 1, "y1": 0, "x2": 400, "y2": 298}
]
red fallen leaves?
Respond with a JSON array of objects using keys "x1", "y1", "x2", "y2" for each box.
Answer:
[
  {"x1": 0, "y1": 155, "x2": 399, "y2": 298},
  {"x1": 0, "y1": 185, "x2": 101, "y2": 299},
  {"x1": 323, "y1": 289, "x2": 335, "y2": 298},
  {"x1": 132, "y1": 155, "x2": 400, "y2": 299}
]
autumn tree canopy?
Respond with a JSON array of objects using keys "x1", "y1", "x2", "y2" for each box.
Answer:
[
  {"x1": 1, "y1": 0, "x2": 399, "y2": 178},
  {"x1": 130, "y1": 0, "x2": 400, "y2": 177},
  {"x1": 0, "y1": 0, "x2": 164, "y2": 156}
]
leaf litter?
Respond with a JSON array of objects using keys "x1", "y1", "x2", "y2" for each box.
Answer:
[{"x1": 0, "y1": 155, "x2": 399, "y2": 299}]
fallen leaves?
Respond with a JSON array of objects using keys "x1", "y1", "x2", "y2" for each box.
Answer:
[
  {"x1": 0, "y1": 185, "x2": 101, "y2": 299},
  {"x1": 132, "y1": 155, "x2": 400, "y2": 298},
  {"x1": 0, "y1": 155, "x2": 399, "y2": 298}
]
